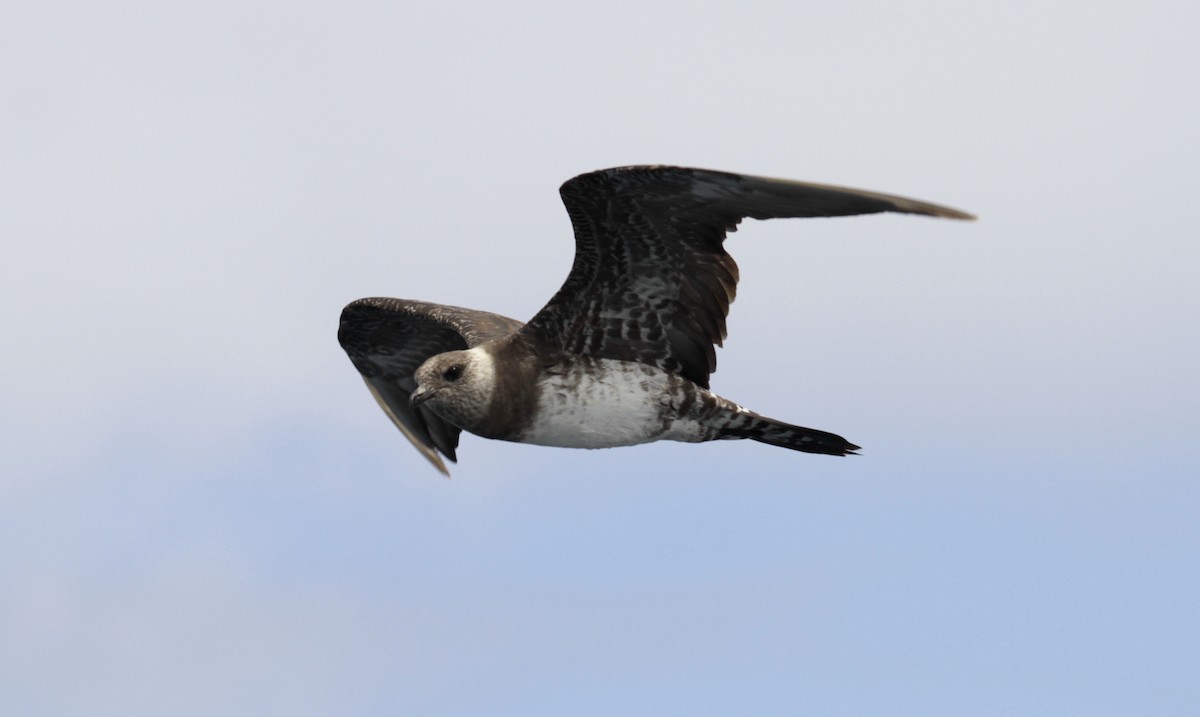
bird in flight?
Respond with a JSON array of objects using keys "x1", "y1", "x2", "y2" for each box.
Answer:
[{"x1": 338, "y1": 166, "x2": 973, "y2": 475}]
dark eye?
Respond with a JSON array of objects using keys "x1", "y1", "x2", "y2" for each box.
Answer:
[{"x1": 442, "y1": 365, "x2": 463, "y2": 382}]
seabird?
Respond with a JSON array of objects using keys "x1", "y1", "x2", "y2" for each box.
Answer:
[{"x1": 338, "y1": 166, "x2": 973, "y2": 475}]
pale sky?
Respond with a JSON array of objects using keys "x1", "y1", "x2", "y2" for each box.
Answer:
[{"x1": 3, "y1": 1, "x2": 1198, "y2": 715}]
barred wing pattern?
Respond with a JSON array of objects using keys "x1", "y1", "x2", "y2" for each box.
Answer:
[{"x1": 523, "y1": 166, "x2": 974, "y2": 388}]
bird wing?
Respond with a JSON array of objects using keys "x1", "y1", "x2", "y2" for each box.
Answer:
[
  {"x1": 521, "y1": 166, "x2": 973, "y2": 388},
  {"x1": 338, "y1": 297, "x2": 525, "y2": 475}
]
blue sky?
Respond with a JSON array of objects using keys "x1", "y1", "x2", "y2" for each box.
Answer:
[{"x1": 3, "y1": 1, "x2": 1197, "y2": 715}]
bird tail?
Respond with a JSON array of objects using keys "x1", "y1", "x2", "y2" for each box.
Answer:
[{"x1": 720, "y1": 411, "x2": 860, "y2": 456}]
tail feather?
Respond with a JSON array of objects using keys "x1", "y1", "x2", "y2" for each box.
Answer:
[{"x1": 723, "y1": 413, "x2": 860, "y2": 456}]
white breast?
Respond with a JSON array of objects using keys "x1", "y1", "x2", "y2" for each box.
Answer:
[{"x1": 519, "y1": 359, "x2": 677, "y2": 448}]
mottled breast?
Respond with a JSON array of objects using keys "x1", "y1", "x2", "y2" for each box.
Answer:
[{"x1": 518, "y1": 357, "x2": 690, "y2": 448}]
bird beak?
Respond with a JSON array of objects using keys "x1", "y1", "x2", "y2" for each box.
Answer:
[{"x1": 410, "y1": 386, "x2": 436, "y2": 407}]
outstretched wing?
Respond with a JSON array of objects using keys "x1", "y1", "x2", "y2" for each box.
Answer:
[
  {"x1": 521, "y1": 166, "x2": 974, "y2": 388},
  {"x1": 338, "y1": 297, "x2": 524, "y2": 475}
]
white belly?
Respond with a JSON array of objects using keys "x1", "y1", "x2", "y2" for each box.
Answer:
[{"x1": 519, "y1": 359, "x2": 677, "y2": 448}]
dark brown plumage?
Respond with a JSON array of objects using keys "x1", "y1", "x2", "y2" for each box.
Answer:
[{"x1": 338, "y1": 166, "x2": 974, "y2": 475}]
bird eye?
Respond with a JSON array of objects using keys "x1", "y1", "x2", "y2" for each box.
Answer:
[{"x1": 442, "y1": 365, "x2": 463, "y2": 381}]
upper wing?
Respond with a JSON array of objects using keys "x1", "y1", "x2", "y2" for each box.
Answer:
[
  {"x1": 521, "y1": 166, "x2": 974, "y2": 388},
  {"x1": 338, "y1": 297, "x2": 525, "y2": 475}
]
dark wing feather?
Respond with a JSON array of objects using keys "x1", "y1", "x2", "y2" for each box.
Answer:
[
  {"x1": 338, "y1": 297, "x2": 524, "y2": 475},
  {"x1": 522, "y1": 166, "x2": 974, "y2": 388}
]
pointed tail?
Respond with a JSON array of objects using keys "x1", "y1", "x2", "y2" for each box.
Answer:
[{"x1": 722, "y1": 412, "x2": 860, "y2": 456}]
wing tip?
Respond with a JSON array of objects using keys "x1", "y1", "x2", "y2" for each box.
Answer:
[
  {"x1": 363, "y1": 378, "x2": 458, "y2": 478},
  {"x1": 879, "y1": 198, "x2": 975, "y2": 222},
  {"x1": 426, "y1": 451, "x2": 453, "y2": 478},
  {"x1": 407, "y1": 430, "x2": 456, "y2": 478},
  {"x1": 928, "y1": 206, "x2": 977, "y2": 221}
]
